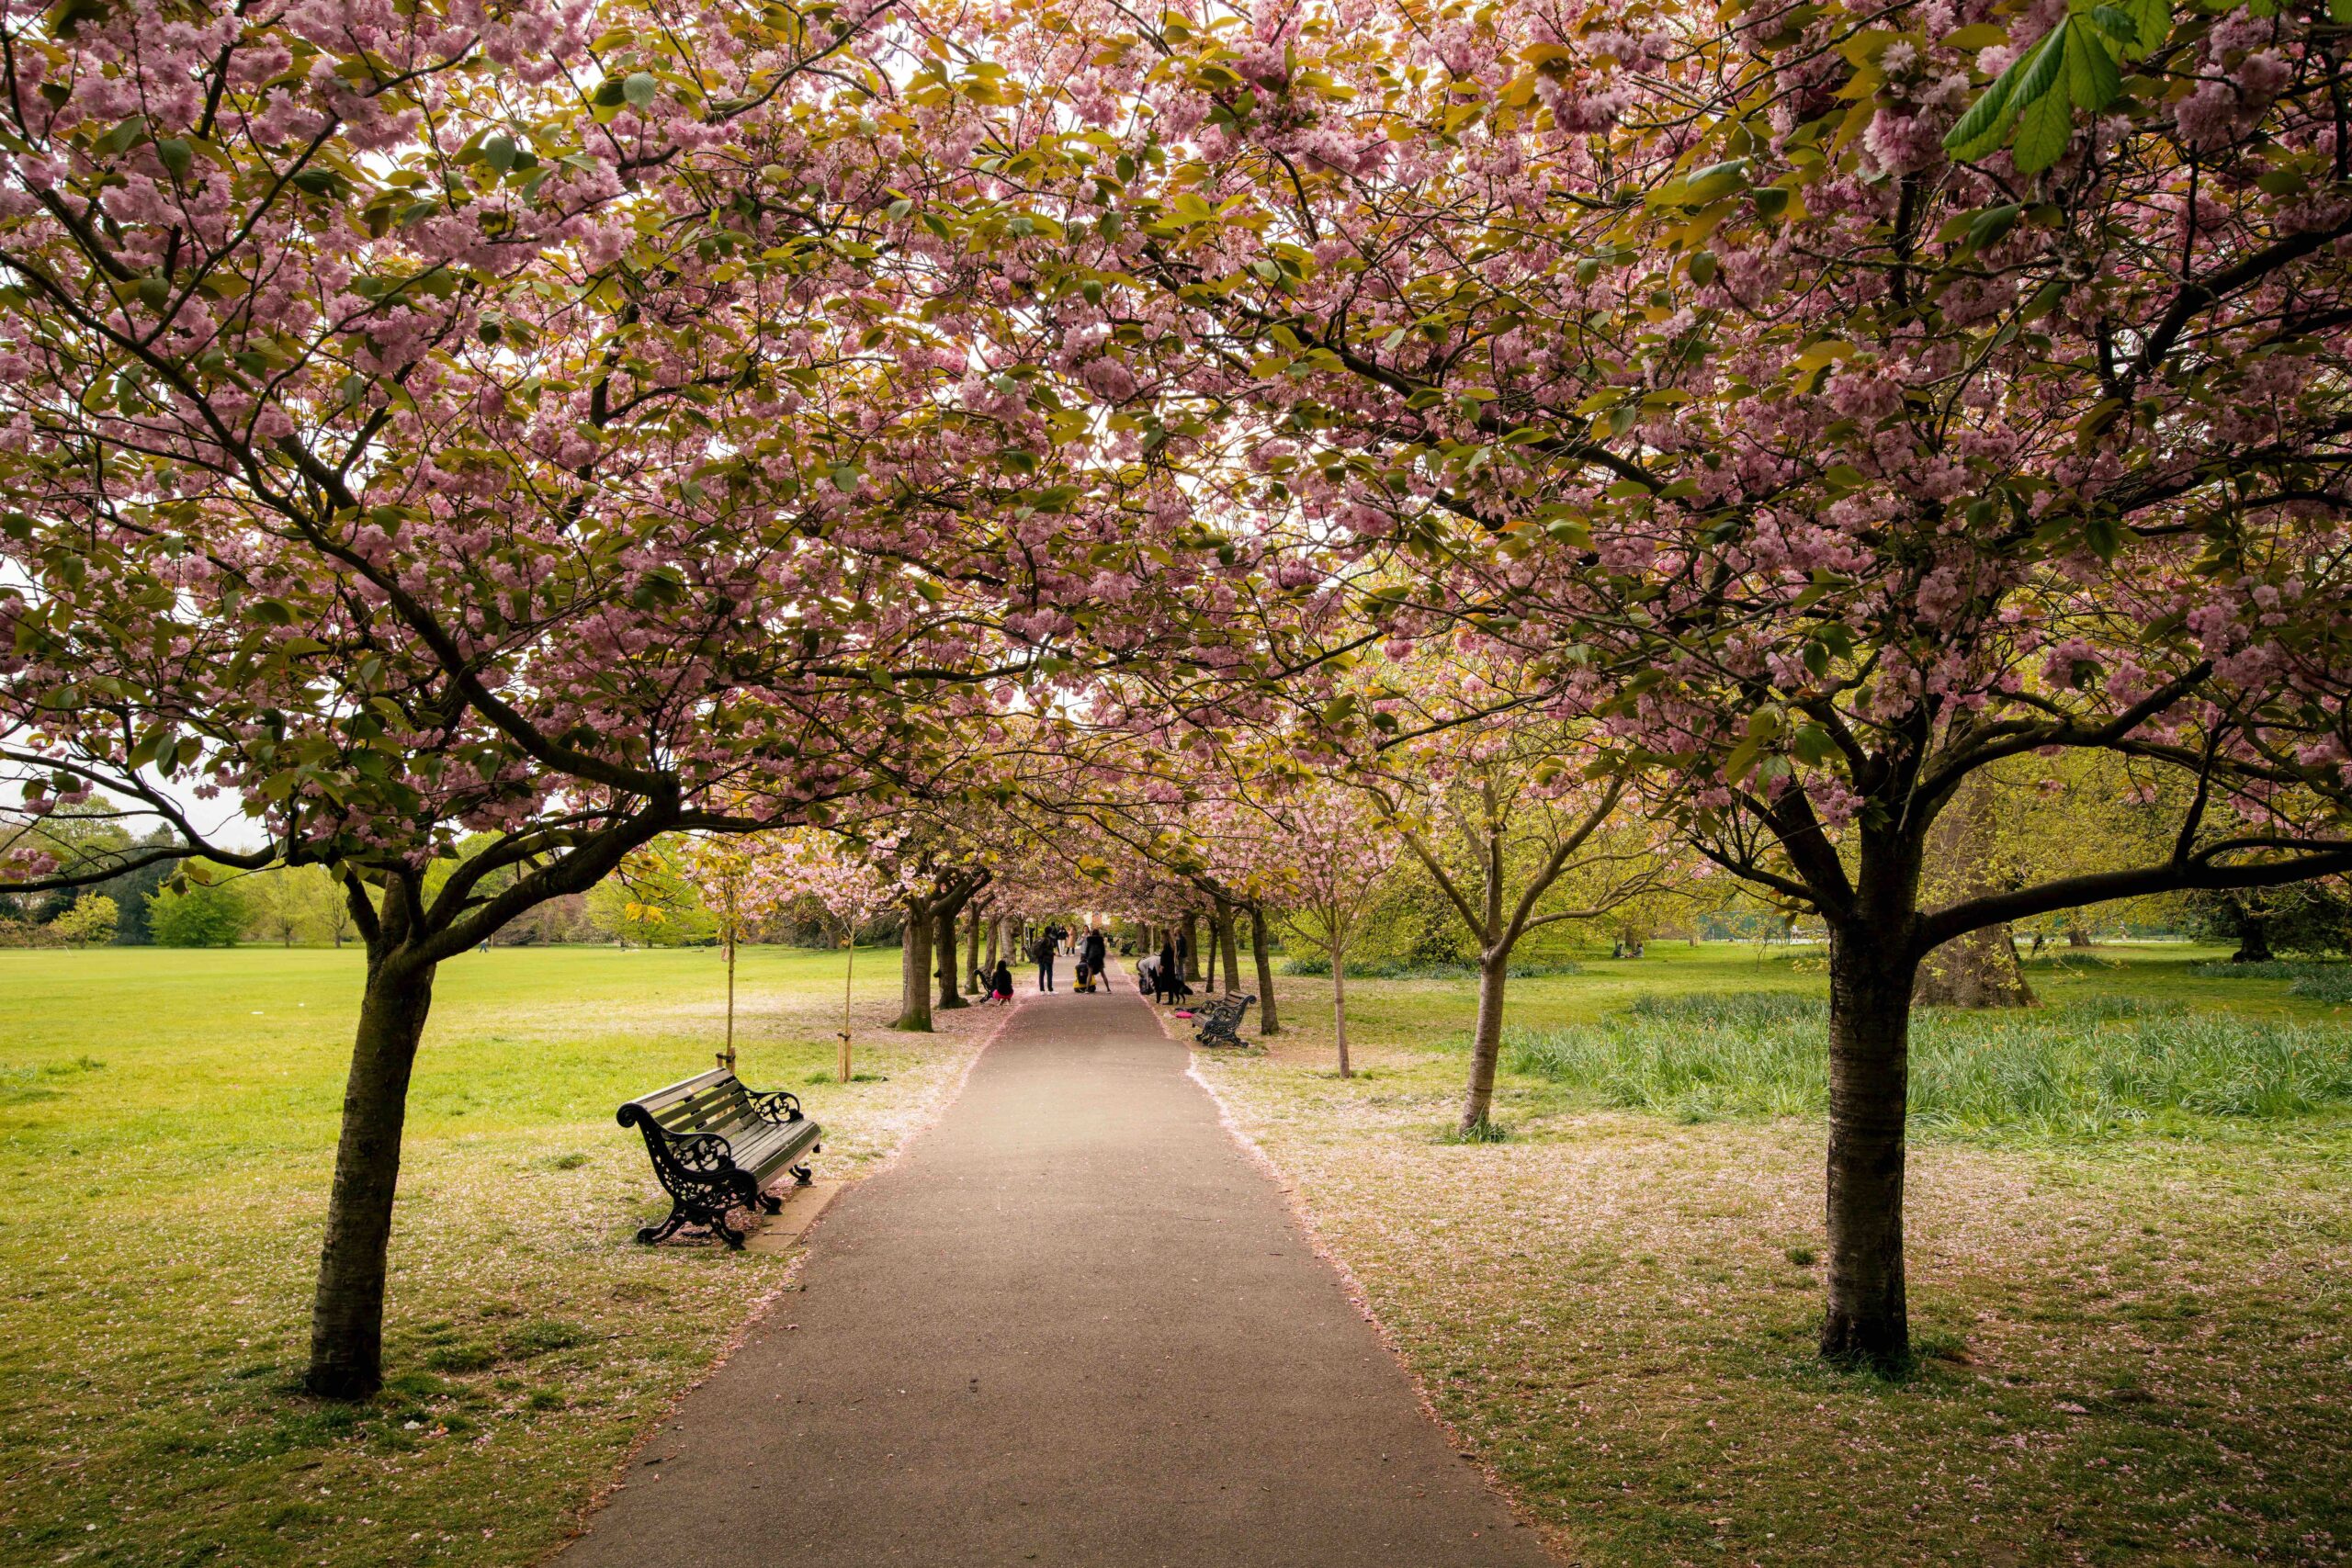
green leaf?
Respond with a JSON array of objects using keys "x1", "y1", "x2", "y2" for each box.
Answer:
[
  {"x1": 96, "y1": 116, "x2": 147, "y2": 156},
  {"x1": 2063, "y1": 24, "x2": 2120, "y2": 115},
  {"x1": 154, "y1": 138, "x2": 192, "y2": 179},
  {"x1": 1944, "y1": 24, "x2": 2064, "y2": 161},
  {"x1": 2012, "y1": 80, "x2": 2073, "y2": 172},
  {"x1": 2124, "y1": 0, "x2": 2172, "y2": 54},
  {"x1": 622, "y1": 72, "x2": 658, "y2": 109},
  {"x1": 1966, "y1": 202, "x2": 2022, "y2": 251}
]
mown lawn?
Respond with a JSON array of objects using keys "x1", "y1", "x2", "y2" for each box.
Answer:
[
  {"x1": 1196, "y1": 942, "x2": 2352, "y2": 1566},
  {"x1": 0, "y1": 945, "x2": 989, "y2": 1568}
]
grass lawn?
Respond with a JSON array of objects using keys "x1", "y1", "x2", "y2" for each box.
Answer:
[
  {"x1": 1194, "y1": 942, "x2": 2352, "y2": 1567},
  {"x1": 0, "y1": 944, "x2": 991, "y2": 1568}
]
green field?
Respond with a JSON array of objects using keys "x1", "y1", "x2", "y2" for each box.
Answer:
[
  {"x1": 0, "y1": 945, "x2": 987, "y2": 1568},
  {"x1": 1199, "y1": 941, "x2": 2352, "y2": 1566},
  {"x1": 5, "y1": 941, "x2": 2347, "y2": 1568}
]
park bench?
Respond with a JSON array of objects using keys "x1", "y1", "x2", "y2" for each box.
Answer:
[
  {"x1": 1193, "y1": 992, "x2": 1257, "y2": 1048},
  {"x1": 616, "y1": 1067, "x2": 821, "y2": 1249}
]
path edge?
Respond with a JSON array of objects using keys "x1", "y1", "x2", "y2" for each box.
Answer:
[
  {"x1": 1179, "y1": 1041, "x2": 1579, "y2": 1566},
  {"x1": 542, "y1": 994, "x2": 1033, "y2": 1561}
]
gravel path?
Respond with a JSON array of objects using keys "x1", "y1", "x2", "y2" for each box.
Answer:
[{"x1": 560, "y1": 966, "x2": 1553, "y2": 1567}]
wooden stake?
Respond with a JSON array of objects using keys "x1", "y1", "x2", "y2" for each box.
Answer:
[
  {"x1": 721, "y1": 919, "x2": 738, "y2": 1073},
  {"x1": 839, "y1": 927, "x2": 854, "y2": 1084}
]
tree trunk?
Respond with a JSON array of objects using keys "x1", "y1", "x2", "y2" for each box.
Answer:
[
  {"x1": 985, "y1": 914, "x2": 1000, "y2": 972},
  {"x1": 1916, "y1": 778, "x2": 2034, "y2": 1009},
  {"x1": 1250, "y1": 907, "x2": 1280, "y2": 1035},
  {"x1": 1201, "y1": 916, "x2": 1217, "y2": 990},
  {"x1": 1457, "y1": 950, "x2": 1511, "y2": 1134},
  {"x1": 1216, "y1": 900, "x2": 1241, "y2": 994},
  {"x1": 1820, "y1": 926, "x2": 1917, "y2": 1370},
  {"x1": 1915, "y1": 927, "x2": 2034, "y2": 1007},
  {"x1": 933, "y1": 904, "x2": 967, "y2": 1010},
  {"x1": 2065, "y1": 924, "x2": 2093, "y2": 947},
  {"x1": 2232, "y1": 912, "x2": 2274, "y2": 963},
  {"x1": 894, "y1": 901, "x2": 933, "y2": 1032},
  {"x1": 722, "y1": 930, "x2": 737, "y2": 1071},
  {"x1": 304, "y1": 949, "x2": 438, "y2": 1399},
  {"x1": 1182, "y1": 912, "x2": 1202, "y2": 981},
  {"x1": 967, "y1": 903, "x2": 985, "y2": 989},
  {"x1": 1331, "y1": 950, "x2": 1351, "y2": 1079}
]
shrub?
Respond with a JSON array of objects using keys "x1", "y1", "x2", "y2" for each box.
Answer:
[{"x1": 145, "y1": 881, "x2": 248, "y2": 947}]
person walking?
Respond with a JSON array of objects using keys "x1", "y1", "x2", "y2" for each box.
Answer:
[
  {"x1": 1083, "y1": 928, "x2": 1108, "y2": 991},
  {"x1": 1034, "y1": 931, "x2": 1057, "y2": 993}
]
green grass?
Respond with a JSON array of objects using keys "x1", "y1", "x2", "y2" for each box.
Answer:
[
  {"x1": 1502, "y1": 991, "x2": 2352, "y2": 1138},
  {"x1": 0, "y1": 945, "x2": 980, "y2": 1568},
  {"x1": 1193, "y1": 940, "x2": 2352, "y2": 1567},
  {"x1": 1282, "y1": 955, "x2": 1583, "y2": 979}
]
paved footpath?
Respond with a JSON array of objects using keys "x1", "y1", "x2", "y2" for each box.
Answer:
[{"x1": 561, "y1": 969, "x2": 1554, "y2": 1568}]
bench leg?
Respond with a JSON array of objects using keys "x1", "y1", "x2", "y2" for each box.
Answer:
[
  {"x1": 636, "y1": 1202, "x2": 691, "y2": 1247},
  {"x1": 709, "y1": 1208, "x2": 747, "y2": 1250},
  {"x1": 788, "y1": 1163, "x2": 814, "y2": 1186},
  {"x1": 757, "y1": 1189, "x2": 785, "y2": 1214}
]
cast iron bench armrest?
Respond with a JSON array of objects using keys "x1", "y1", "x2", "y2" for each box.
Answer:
[{"x1": 746, "y1": 1088, "x2": 806, "y2": 1124}]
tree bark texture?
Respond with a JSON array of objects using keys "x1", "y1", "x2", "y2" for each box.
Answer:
[
  {"x1": 894, "y1": 901, "x2": 934, "y2": 1032},
  {"x1": 1331, "y1": 953, "x2": 1351, "y2": 1079},
  {"x1": 1819, "y1": 924, "x2": 1917, "y2": 1370},
  {"x1": 1456, "y1": 952, "x2": 1511, "y2": 1134},
  {"x1": 933, "y1": 904, "x2": 967, "y2": 1010},
  {"x1": 304, "y1": 949, "x2": 438, "y2": 1399},
  {"x1": 1249, "y1": 907, "x2": 1280, "y2": 1034}
]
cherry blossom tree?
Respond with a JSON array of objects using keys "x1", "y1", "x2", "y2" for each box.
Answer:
[
  {"x1": 1251, "y1": 784, "x2": 1397, "y2": 1077},
  {"x1": 763, "y1": 829, "x2": 904, "y2": 1081},
  {"x1": 0, "y1": 0, "x2": 1241, "y2": 1397},
  {"x1": 1354, "y1": 658, "x2": 1679, "y2": 1132},
  {"x1": 961, "y1": 0, "x2": 2352, "y2": 1370}
]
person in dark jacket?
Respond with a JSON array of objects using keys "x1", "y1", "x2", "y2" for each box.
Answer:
[
  {"x1": 1153, "y1": 938, "x2": 1187, "y2": 1004},
  {"x1": 1034, "y1": 931, "x2": 1057, "y2": 992},
  {"x1": 989, "y1": 959, "x2": 1014, "y2": 1004},
  {"x1": 1083, "y1": 928, "x2": 1108, "y2": 987}
]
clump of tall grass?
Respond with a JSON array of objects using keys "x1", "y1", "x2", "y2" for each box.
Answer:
[
  {"x1": 1501, "y1": 991, "x2": 2352, "y2": 1139},
  {"x1": 2289, "y1": 967, "x2": 2352, "y2": 1003},
  {"x1": 2187, "y1": 959, "x2": 2345, "y2": 981}
]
